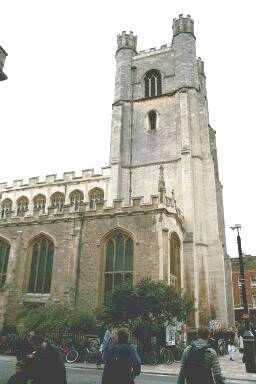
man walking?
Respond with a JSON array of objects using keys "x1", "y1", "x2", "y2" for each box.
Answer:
[
  {"x1": 101, "y1": 327, "x2": 141, "y2": 384},
  {"x1": 177, "y1": 327, "x2": 225, "y2": 384}
]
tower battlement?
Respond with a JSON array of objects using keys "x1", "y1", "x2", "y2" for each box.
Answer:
[
  {"x1": 117, "y1": 31, "x2": 137, "y2": 53},
  {"x1": 172, "y1": 14, "x2": 195, "y2": 38}
]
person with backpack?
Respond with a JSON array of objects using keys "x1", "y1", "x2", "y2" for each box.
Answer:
[
  {"x1": 101, "y1": 327, "x2": 141, "y2": 384},
  {"x1": 177, "y1": 327, "x2": 225, "y2": 384}
]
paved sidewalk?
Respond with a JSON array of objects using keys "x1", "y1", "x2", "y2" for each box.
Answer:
[
  {"x1": 75, "y1": 351, "x2": 256, "y2": 382},
  {"x1": 1, "y1": 352, "x2": 256, "y2": 381}
]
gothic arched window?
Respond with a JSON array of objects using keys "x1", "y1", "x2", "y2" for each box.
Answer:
[
  {"x1": 17, "y1": 196, "x2": 29, "y2": 217},
  {"x1": 33, "y1": 194, "x2": 46, "y2": 212},
  {"x1": 170, "y1": 233, "x2": 181, "y2": 289},
  {"x1": 144, "y1": 69, "x2": 162, "y2": 98},
  {"x1": 28, "y1": 237, "x2": 54, "y2": 294},
  {"x1": 89, "y1": 188, "x2": 104, "y2": 209},
  {"x1": 50, "y1": 192, "x2": 64, "y2": 212},
  {"x1": 70, "y1": 190, "x2": 84, "y2": 211},
  {"x1": 0, "y1": 239, "x2": 10, "y2": 288},
  {"x1": 1, "y1": 198, "x2": 12, "y2": 218},
  {"x1": 148, "y1": 110, "x2": 157, "y2": 130},
  {"x1": 105, "y1": 231, "x2": 133, "y2": 297}
]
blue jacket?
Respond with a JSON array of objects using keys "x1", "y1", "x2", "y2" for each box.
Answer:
[{"x1": 102, "y1": 343, "x2": 141, "y2": 384}]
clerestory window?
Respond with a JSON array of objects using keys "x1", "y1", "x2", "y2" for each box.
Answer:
[
  {"x1": 144, "y1": 69, "x2": 162, "y2": 98},
  {"x1": 33, "y1": 194, "x2": 46, "y2": 212},
  {"x1": 70, "y1": 190, "x2": 84, "y2": 211},
  {"x1": 17, "y1": 196, "x2": 29, "y2": 217},
  {"x1": 89, "y1": 188, "x2": 104, "y2": 209},
  {"x1": 1, "y1": 198, "x2": 12, "y2": 218},
  {"x1": 50, "y1": 192, "x2": 64, "y2": 213}
]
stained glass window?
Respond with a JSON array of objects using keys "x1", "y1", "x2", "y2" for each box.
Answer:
[
  {"x1": 144, "y1": 70, "x2": 162, "y2": 98},
  {"x1": 28, "y1": 237, "x2": 54, "y2": 294},
  {"x1": 89, "y1": 188, "x2": 104, "y2": 209},
  {"x1": 0, "y1": 239, "x2": 10, "y2": 288},
  {"x1": 105, "y1": 231, "x2": 133, "y2": 297},
  {"x1": 17, "y1": 196, "x2": 29, "y2": 217}
]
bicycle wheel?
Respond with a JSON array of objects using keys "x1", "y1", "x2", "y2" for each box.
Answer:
[
  {"x1": 160, "y1": 348, "x2": 175, "y2": 365},
  {"x1": 66, "y1": 349, "x2": 79, "y2": 363}
]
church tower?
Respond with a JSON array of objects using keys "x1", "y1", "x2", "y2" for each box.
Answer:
[{"x1": 109, "y1": 15, "x2": 234, "y2": 325}]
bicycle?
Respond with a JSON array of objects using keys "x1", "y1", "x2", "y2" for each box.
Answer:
[
  {"x1": 59, "y1": 344, "x2": 80, "y2": 363},
  {"x1": 217, "y1": 339, "x2": 228, "y2": 356}
]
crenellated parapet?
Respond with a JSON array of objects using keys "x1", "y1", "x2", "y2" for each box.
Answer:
[
  {"x1": 0, "y1": 167, "x2": 111, "y2": 192},
  {"x1": 172, "y1": 14, "x2": 195, "y2": 38}
]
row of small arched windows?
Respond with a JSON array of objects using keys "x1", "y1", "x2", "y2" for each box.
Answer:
[{"x1": 0, "y1": 188, "x2": 104, "y2": 218}]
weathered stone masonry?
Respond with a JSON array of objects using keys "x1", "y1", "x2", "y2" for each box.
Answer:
[{"x1": 0, "y1": 14, "x2": 234, "y2": 327}]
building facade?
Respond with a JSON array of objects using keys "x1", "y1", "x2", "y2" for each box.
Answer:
[
  {"x1": 0, "y1": 15, "x2": 234, "y2": 328},
  {"x1": 231, "y1": 255, "x2": 256, "y2": 322}
]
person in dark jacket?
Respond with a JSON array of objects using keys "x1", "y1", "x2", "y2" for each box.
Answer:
[
  {"x1": 28, "y1": 335, "x2": 67, "y2": 384},
  {"x1": 177, "y1": 327, "x2": 225, "y2": 384},
  {"x1": 101, "y1": 327, "x2": 141, "y2": 384}
]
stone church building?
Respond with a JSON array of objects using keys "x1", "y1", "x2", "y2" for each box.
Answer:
[{"x1": 0, "y1": 15, "x2": 234, "y2": 328}]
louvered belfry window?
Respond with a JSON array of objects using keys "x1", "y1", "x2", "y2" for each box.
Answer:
[
  {"x1": 144, "y1": 69, "x2": 162, "y2": 98},
  {"x1": 28, "y1": 237, "x2": 54, "y2": 294},
  {"x1": 0, "y1": 239, "x2": 10, "y2": 288},
  {"x1": 105, "y1": 231, "x2": 133, "y2": 297}
]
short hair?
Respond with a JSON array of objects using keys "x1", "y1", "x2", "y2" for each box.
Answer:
[
  {"x1": 117, "y1": 327, "x2": 129, "y2": 344},
  {"x1": 198, "y1": 327, "x2": 210, "y2": 340},
  {"x1": 29, "y1": 335, "x2": 44, "y2": 345}
]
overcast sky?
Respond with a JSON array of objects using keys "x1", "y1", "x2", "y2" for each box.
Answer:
[{"x1": 0, "y1": 0, "x2": 255, "y2": 258}]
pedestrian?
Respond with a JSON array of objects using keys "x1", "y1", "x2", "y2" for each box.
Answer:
[
  {"x1": 177, "y1": 327, "x2": 225, "y2": 384},
  {"x1": 30, "y1": 334, "x2": 67, "y2": 384},
  {"x1": 101, "y1": 327, "x2": 141, "y2": 384},
  {"x1": 226, "y1": 329, "x2": 236, "y2": 361}
]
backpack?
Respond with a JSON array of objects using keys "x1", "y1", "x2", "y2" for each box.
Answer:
[{"x1": 183, "y1": 346, "x2": 215, "y2": 384}]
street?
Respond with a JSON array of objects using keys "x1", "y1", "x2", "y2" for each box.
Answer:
[{"x1": 0, "y1": 359, "x2": 252, "y2": 384}]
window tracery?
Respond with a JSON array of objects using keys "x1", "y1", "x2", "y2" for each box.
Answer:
[
  {"x1": 17, "y1": 196, "x2": 29, "y2": 217},
  {"x1": 1, "y1": 198, "x2": 12, "y2": 218},
  {"x1": 144, "y1": 69, "x2": 162, "y2": 98},
  {"x1": 105, "y1": 231, "x2": 133, "y2": 298},
  {"x1": 70, "y1": 190, "x2": 84, "y2": 211},
  {"x1": 50, "y1": 192, "x2": 64, "y2": 213},
  {"x1": 33, "y1": 194, "x2": 46, "y2": 212},
  {"x1": 89, "y1": 188, "x2": 104, "y2": 209},
  {"x1": 28, "y1": 237, "x2": 54, "y2": 294}
]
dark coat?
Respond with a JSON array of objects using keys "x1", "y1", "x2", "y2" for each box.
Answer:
[
  {"x1": 102, "y1": 343, "x2": 141, "y2": 384},
  {"x1": 29, "y1": 343, "x2": 67, "y2": 384}
]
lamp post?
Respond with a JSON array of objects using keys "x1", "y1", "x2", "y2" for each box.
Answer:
[{"x1": 230, "y1": 224, "x2": 256, "y2": 372}]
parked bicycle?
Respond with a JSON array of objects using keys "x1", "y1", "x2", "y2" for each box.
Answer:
[
  {"x1": 143, "y1": 343, "x2": 184, "y2": 365},
  {"x1": 217, "y1": 339, "x2": 228, "y2": 356}
]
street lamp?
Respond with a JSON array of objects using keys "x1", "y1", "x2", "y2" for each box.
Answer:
[
  {"x1": 230, "y1": 224, "x2": 256, "y2": 373},
  {"x1": 230, "y1": 225, "x2": 249, "y2": 320}
]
